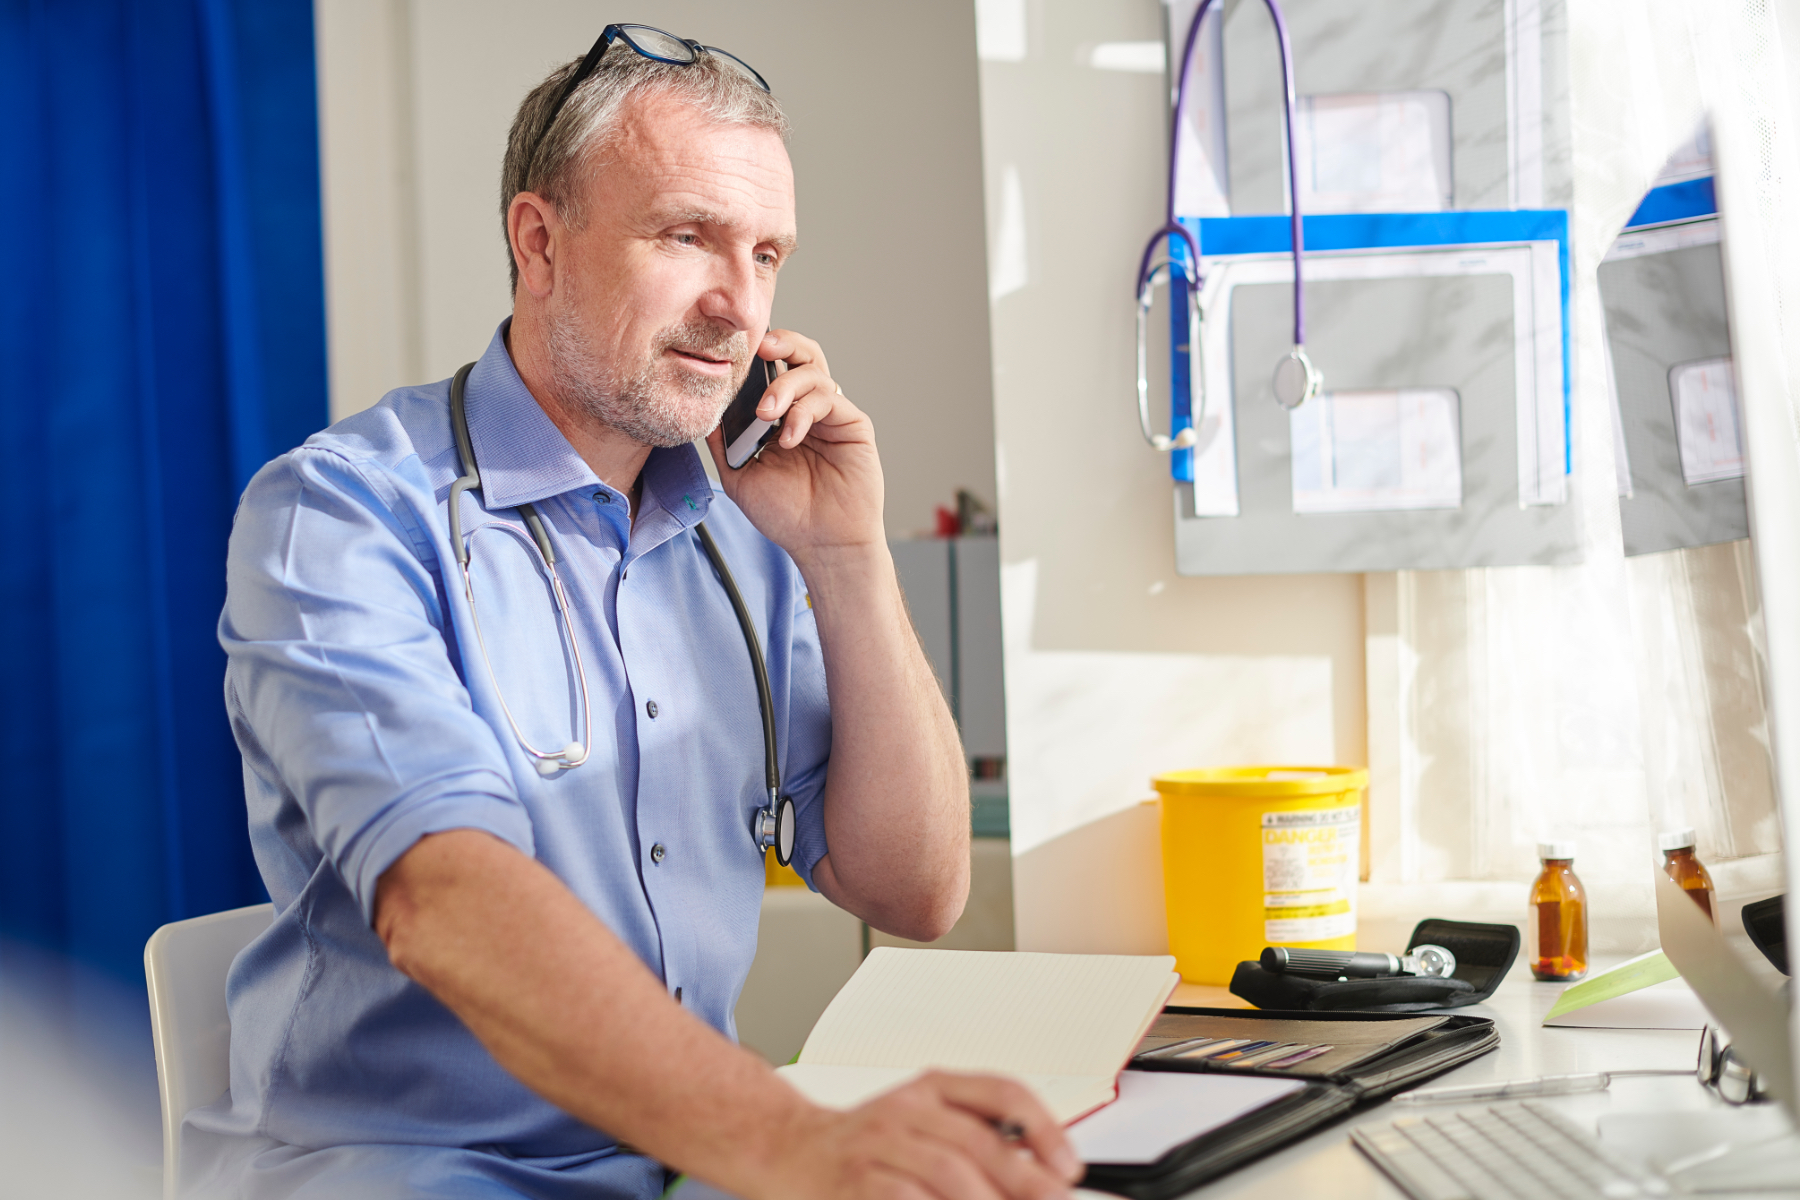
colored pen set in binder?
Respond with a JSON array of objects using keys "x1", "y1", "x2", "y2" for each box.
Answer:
[
  {"x1": 1128, "y1": 1009, "x2": 1494, "y2": 1083},
  {"x1": 1138, "y1": 1037, "x2": 1334, "y2": 1070}
]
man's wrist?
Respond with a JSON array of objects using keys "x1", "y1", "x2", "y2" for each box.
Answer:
[
  {"x1": 788, "y1": 540, "x2": 893, "y2": 597},
  {"x1": 710, "y1": 1088, "x2": 837, "y2": 1198}
]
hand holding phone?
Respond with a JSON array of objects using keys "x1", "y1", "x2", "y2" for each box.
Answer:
[
  {"x1": 702, "y1": 327, "x2": 884, "y2": 564},
  {"x1": 720, "y1": 357, "x2": 785, "y2": 469}
]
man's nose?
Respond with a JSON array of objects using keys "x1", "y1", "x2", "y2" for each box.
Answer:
[{"x1": 697, "y1": 252, "x2": 765, "y2": 330}]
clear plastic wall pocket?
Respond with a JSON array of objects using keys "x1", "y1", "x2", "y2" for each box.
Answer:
[{"x1": 1262, "y1": 808, "x2": 1359, "y2": 944}]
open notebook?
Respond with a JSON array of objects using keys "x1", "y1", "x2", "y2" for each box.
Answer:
[{"x1": 775, "y1": 948, "x2": 1179, "y2": 1123}]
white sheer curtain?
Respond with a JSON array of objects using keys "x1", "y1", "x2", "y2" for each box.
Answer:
[{"x1": 1384, "y1": 548, "x2": 1775, "y2": 916}]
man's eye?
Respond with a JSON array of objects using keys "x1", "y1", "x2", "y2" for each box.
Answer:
[
  {"x1": 674, "y1": 233, "x2": 701, "y2": 246},
  {"x1": 756, "y1": 252, "x2": 778, "y2": 267}
]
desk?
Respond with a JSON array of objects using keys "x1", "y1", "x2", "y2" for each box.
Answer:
[
  {"x1": 1075, "y1": 972, "x2": 1721, "y2": 1199},
  {"x1": 681, "y1": 971, "x2": 1757, "y2": 1200}
]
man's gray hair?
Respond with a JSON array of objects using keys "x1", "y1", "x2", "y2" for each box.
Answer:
[{"x1": 500, "y1": 45, "x2": 789, "y2": 291}]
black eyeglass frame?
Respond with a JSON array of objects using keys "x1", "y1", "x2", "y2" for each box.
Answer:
[{"x1": 524, "y1": 23, "x2": 771, "y2": 178}]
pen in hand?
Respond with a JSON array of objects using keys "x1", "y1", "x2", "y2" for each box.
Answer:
[{"x1": 992, "y1": 1117, "x2": 1026, "y2": 1142}]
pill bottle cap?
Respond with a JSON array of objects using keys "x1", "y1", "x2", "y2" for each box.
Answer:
[
  {"x1": 1537, "y1": 841, "x2": 1577, "y2": 861},
  {"x1": 1658, "y1": 827, "x2": 1699, "y2": 852}
]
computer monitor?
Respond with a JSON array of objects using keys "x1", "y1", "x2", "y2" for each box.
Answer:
[{"x1": 1610, "y1": 113, "x2": 1800, "y2": 1115}]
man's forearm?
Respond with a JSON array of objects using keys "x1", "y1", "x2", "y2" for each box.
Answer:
[
  {"x1": 378, "y1": 829, "x2": 1078, "y2": 1200},
  {"x1": 794, "y1": 542, "x2": 970, "y2": 941},
  {"x1": 375, "y1": 829, "x2": 818, "y2": 1192}
]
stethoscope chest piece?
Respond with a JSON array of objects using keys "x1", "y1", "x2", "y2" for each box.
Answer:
[
  {"x1": 757, "y1": 794, "x2": 797, "y2": 867},
  {"x1": 1272, "y1": 346, "x2": 1323, "y2": 410}
]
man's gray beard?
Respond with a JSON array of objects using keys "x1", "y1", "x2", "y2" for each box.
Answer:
[{"x1": 545, "y1": 308, "x2": 750, "y2": 448}]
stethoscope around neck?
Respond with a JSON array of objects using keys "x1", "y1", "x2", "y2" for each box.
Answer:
[
  {"x1": 446, "y1": 363, "x2": 796, "y2": 866},
  {"x1": 1134, "y1": 0, "x2": 1322, "y2": 453}
]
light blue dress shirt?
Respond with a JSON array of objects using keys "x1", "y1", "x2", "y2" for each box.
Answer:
[{"x1": 188, "y1": 323, "x2": 833, "y2": 1199}]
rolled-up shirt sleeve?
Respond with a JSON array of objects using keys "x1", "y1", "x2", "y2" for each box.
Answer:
[{"x1": 220, "y1": 447, "x2": 533, "y2": 923}]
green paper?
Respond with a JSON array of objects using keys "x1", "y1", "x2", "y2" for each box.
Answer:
[{"x1": 1542, "y1": 949, "x2": 1680, "y2": 1023}]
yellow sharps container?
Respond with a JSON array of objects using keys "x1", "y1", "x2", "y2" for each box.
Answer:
[{"x1": 1153, "y1": 766, "x2": 1368, "y2": 985}]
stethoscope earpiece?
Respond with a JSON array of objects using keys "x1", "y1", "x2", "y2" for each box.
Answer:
[
  {"x1": 534, "y1": 742, "x2": 587, "y2": 776},
  {"x1": 1136, "y1": 244, "x2": 1205, "y2": 451},
  {"x1": 1147, "y1": 426, "x2": 1201, "y2": 452}
]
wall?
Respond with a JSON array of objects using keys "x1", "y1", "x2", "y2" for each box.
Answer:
[
  {"x1": 313, "y1": 0, "x2": 999, "y2": 538},
  {"x1": 976, "y1": 0, "x2": 1368, "y2": 951}
]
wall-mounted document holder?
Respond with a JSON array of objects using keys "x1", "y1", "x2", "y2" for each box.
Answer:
[
  {"x1": 1172, "y1": 0, "x2": 1561, "y2": 218},
  {"x1": 1168, "y1": 211, "x2": 1579, "y2": 577},
  {"x1": 1599, "y1": 170, "x2": 1747, "y2": 556}
]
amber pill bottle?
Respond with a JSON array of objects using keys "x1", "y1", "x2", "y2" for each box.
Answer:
[
  {"x1": 1659, "y1": 828, "x2": 1717, "y2": 925},
  {"x1": 1529, "y1": 842, "x2": 1588, "y2": 982}
]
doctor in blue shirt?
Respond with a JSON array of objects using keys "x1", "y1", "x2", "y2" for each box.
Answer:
[{"x1": 199, "y1": 25, "x2": 1079, "y2": 1200}]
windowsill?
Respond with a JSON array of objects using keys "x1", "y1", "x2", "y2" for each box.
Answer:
[{"x1": 1358, "y1": 854, "x2": 1785, "y2": 959}]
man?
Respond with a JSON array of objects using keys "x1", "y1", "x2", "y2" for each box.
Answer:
[{"x1": 193, "y1": 26, "x2": 1080, "y2": 1200}]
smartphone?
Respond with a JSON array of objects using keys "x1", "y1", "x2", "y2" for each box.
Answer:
[{"x1": 720, "y1": 357, "x2": 784, "y2": 469}]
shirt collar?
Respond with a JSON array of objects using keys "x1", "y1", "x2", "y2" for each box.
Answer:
[
  {"x1": 637, "y1": 437, "x2": 716, "y2": 539},
  {"x1": 463, "y1": 320, "x2": 715, "y2": 529}
]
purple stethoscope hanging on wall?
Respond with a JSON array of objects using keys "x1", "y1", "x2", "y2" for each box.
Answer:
[{"x1": 1134, "y1": 0, "x2": 1321, "y2": 453}]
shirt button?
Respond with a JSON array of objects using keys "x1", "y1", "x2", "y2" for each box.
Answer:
[
  {"x1": 650, "y1": 843, "x2": 666, "y2": 864},
  {"x1": 646, "y1": 699, "x2": 659, "y2": 719},
  {"x1": 593, "y1": 490, "x2": 611, "y2": 504}
]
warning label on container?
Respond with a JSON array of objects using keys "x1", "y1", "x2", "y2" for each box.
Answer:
[{"x1": 1262, "y1": 807, "x2": 1359, "y2": 944}]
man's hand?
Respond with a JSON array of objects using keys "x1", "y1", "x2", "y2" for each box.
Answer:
[
  {"x1": 769, "y1": 1072, "x2": 1083, "y2": 1200},
  {"x1": 705, "y1": 328, "x2": 884, "y2": 564}
]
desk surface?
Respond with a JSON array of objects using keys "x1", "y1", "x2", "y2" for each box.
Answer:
[{"x1": 1078, "y1": 973, "x2": 1720, "y2": 1199}]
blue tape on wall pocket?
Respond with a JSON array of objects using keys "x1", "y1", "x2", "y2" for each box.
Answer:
[
  {"x1": 1165, "y1": 209, "x2": 1573, "y2": 483},
  {"x1": 1622, "y1": 177, "x2": 1716, "y2": 230}
]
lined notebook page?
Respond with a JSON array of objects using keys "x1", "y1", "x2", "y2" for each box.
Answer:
[
  {"x1": 796, "y1": 949, "x2": 1179, "y2": 1080},
  {"x1": 778, "y1": 1065, "x2": 1123, "y2": 1124}
]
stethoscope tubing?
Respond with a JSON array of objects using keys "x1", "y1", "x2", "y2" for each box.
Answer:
[
  {"x1": 1165, "y1": 0, "x2": 1306, "y2": 347},
  {"x1": 1133, "y1": 0, "x2": 1318, "y2": 441},
  {"x1": 445, "y1": 362, "x2": 790, "y2": 861},
  {"x1": 449, "y1": 363, "x2": 593, "y2": 774},
  {"x1": 695, "y1": 522, "x2": 780, "y2": 806},
  {"x1": 1135, "y1": 258, "x2": 1203, "y2": 452}
]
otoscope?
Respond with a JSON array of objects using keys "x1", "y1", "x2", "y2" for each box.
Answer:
[{"x1": 1262, "y1": 945, "x2": 1459, "y2": 980}]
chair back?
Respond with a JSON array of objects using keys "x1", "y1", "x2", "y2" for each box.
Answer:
[{"x1": 144, "y1": 903, "x2": 274, "y2": 1200}]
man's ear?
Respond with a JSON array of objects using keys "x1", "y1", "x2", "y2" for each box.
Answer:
[{"x1": 508, "y1": 192, "x2": 560, "y2": 298}]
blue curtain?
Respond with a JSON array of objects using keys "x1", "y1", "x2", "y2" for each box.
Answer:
[{"x1": 0, "y1": 0, "x2": 326, "y2": 983}]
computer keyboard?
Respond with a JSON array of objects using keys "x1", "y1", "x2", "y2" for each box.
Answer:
[{"x1": 1350, "y1": 1100, "x2": 1672, "y2": 1200}]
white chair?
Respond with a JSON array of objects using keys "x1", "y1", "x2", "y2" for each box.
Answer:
[{"x1": 144, "y1": 903, "x2": 274, "y2": 1200}]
